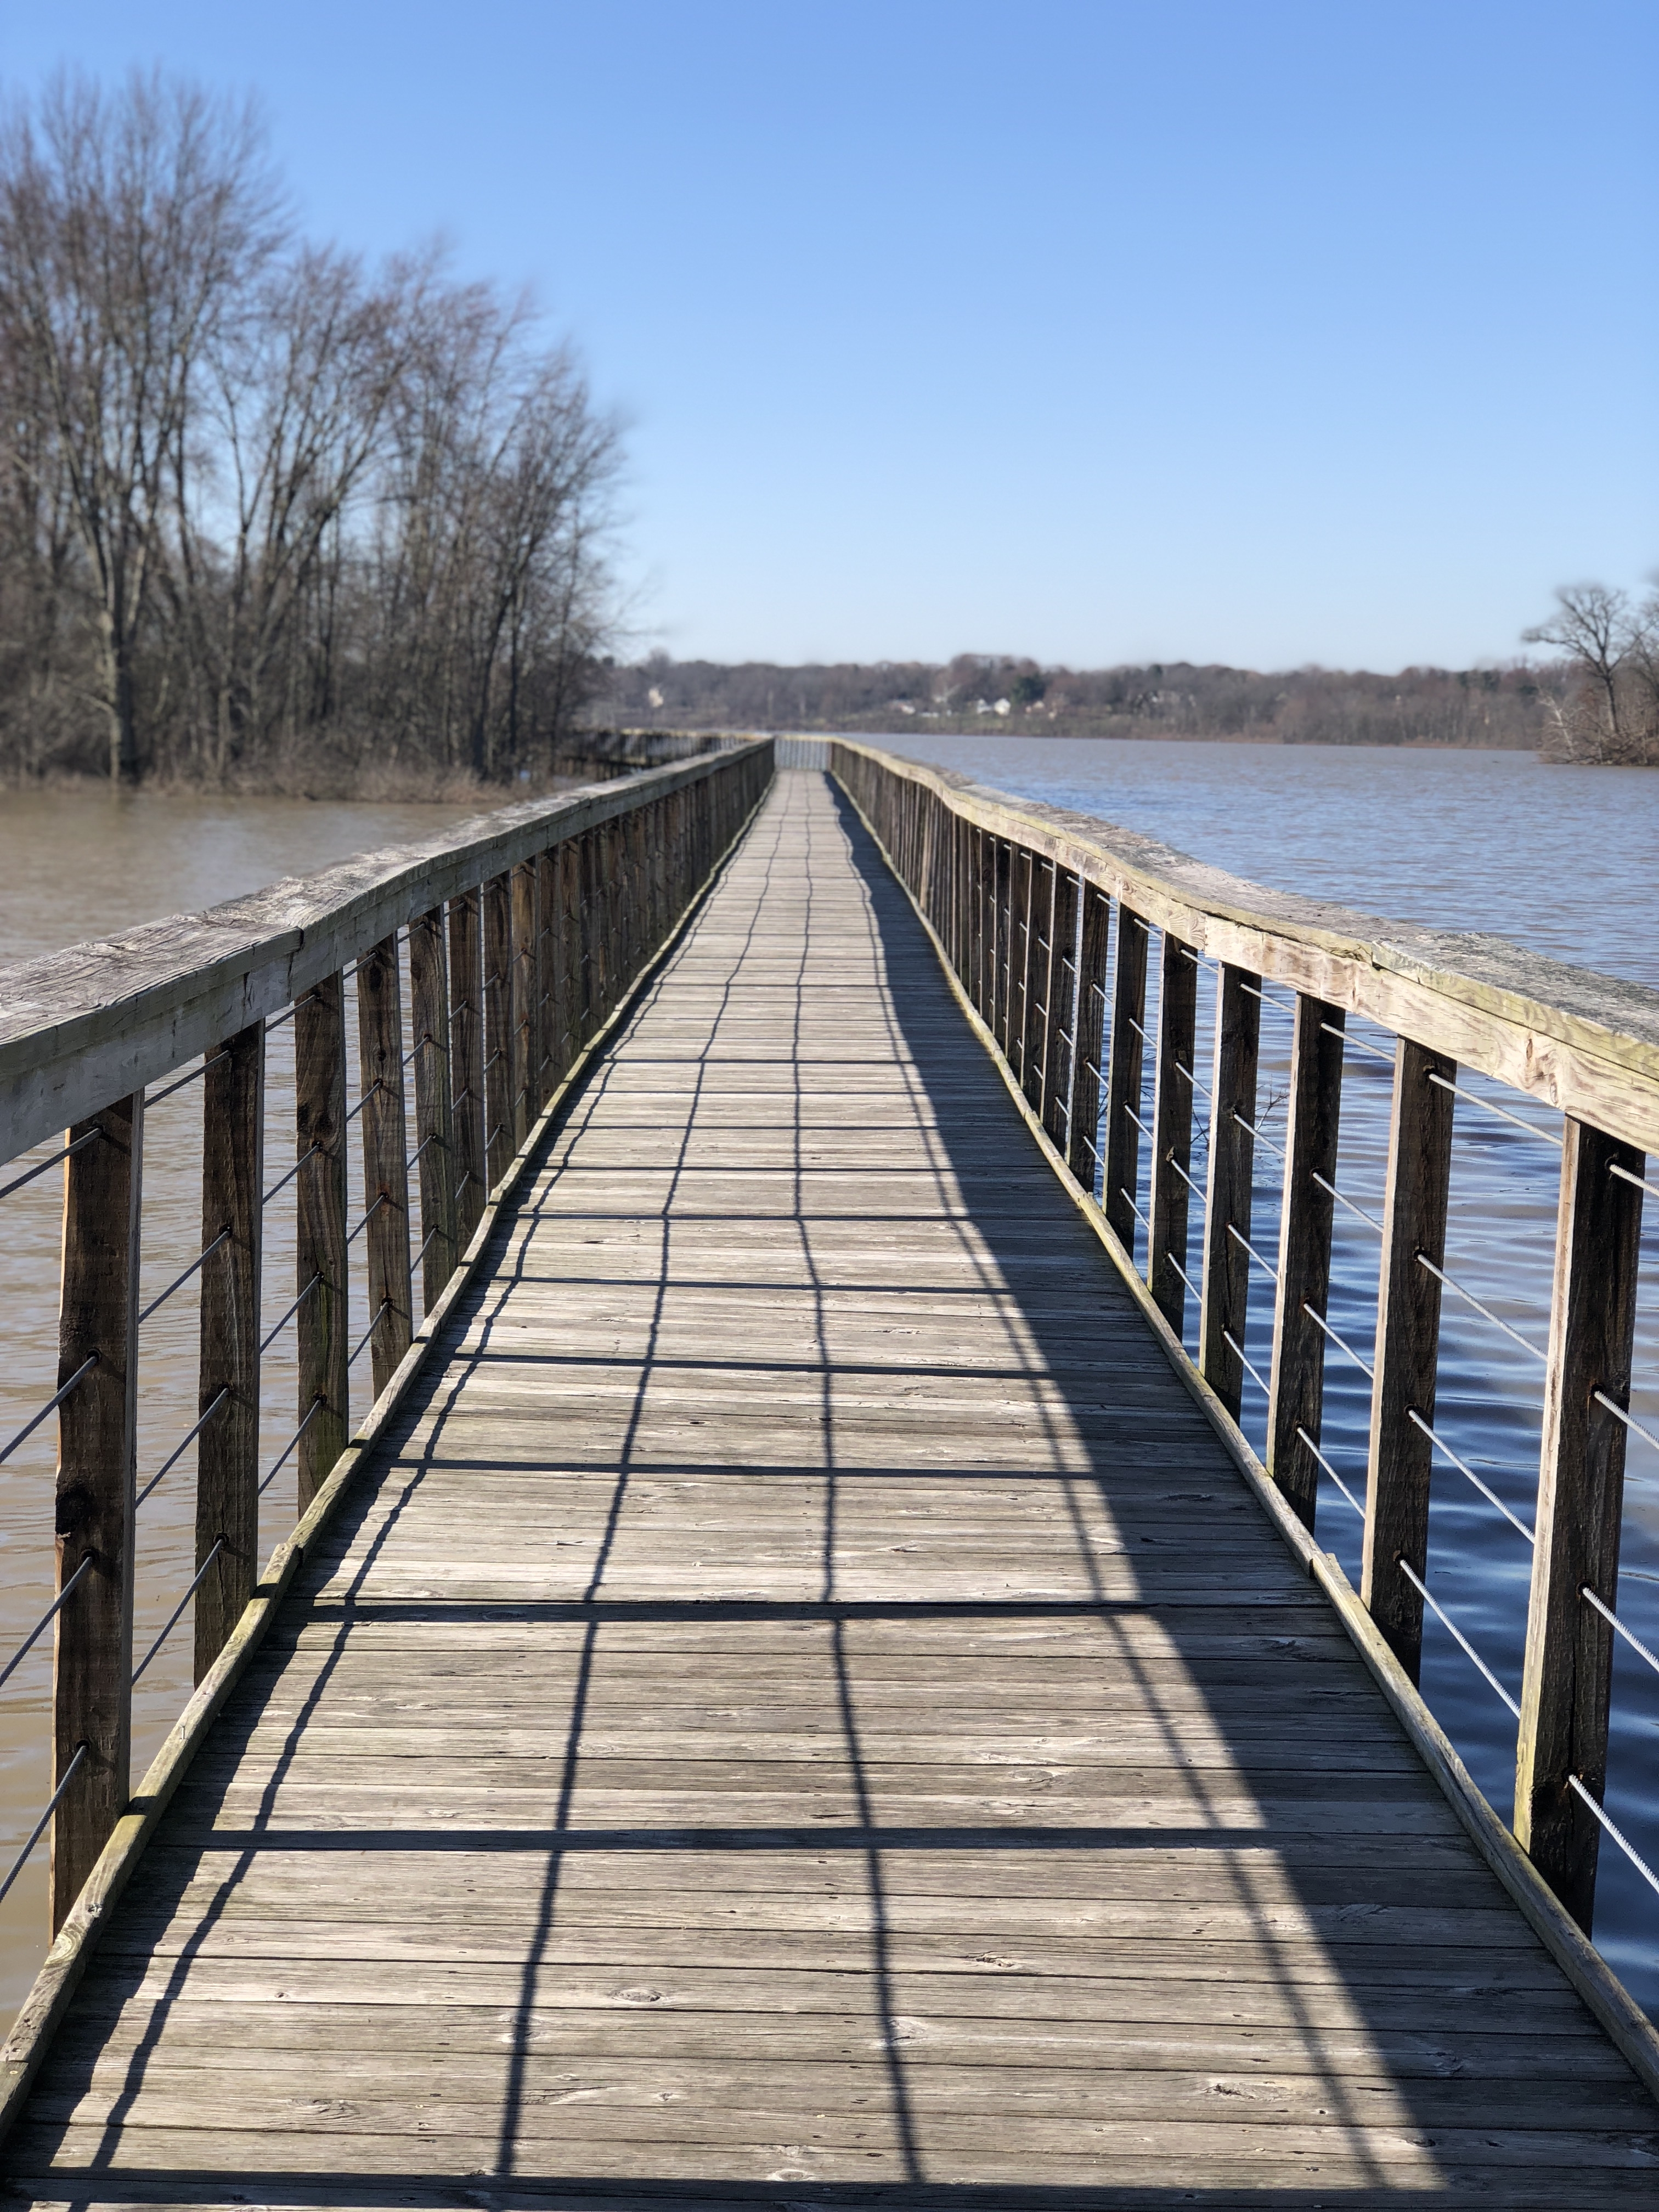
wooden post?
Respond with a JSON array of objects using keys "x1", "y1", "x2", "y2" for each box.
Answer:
[
  {"x1": 194, "y1": 1024, "x2": 263, "y2": 1681},
  {"x1": 1042, "y1": 868, "x2": 1080, "y2": 1150},
  {"x1": 1007, "y1": 846, "x2": 1032, "y2": 1084},
  {"x1": 534, "y1": 849, "x2": 557, "y2": 1113},
  {"x1": 1515, "y1": 1121, "x2": 1645, "y2": 1928},
  {"x1": 509, "y1": 861, "x2": 536, "y2": 1150},
  {"x1": 356, "y1": 934, "x2": 413, "y2": 1400},
  {"x1": 584, "y1": 828, "x2": 610, "y2": 1034},
  {"x1": 991, "y1": 840, "x2": 1012, "y2": 1054},
  {"x1": 1199, "y1": 966, "x2": 1263, "y2": 1419},
  {"x1": 295, "y1": 974, "x2": 348, "y2": 1512},
  {"x1": 1020, "y1": 859, "x2": 1052, "y2": 1111},
  {"x1": 1148, "y1": 937, "x2": 1199, "y2": 1335},
  {"x1": 1103, "y1": 907, "x2": 1148, "y2": 1251},
  {"x1": 448, "y1": 890, "x2": 486, "y2": 1250},
  {"x1": 550, "y1": 839, "x2": 581, "y2": 1082},
  {"x1": 1359, "y1": 1037, "x2": 1457, "y2": 1681},
  {"x1": 1069, "y1": 885, "x2": 1110, "y2": 1190},
  {"x1": 52, "y1": 1094, "x2": 142, "y2": 1931},
  {"x1": 483, "y1": 872, "x2": 514, "y2": 1192},
  {"x1": 1265, "y1": 997, "x2": 1346, "y2": 1528},
  {"x1": 407, "y1": 908, "x2": 456, "y2": 1311}
]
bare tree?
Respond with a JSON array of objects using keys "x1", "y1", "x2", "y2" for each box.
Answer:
[
  {"x1": 1521, "y1": 583, "x2": 1652, "y2": 763},
  {"x1": 0, "y1": 69, "x2": 284, "y2": 780}
]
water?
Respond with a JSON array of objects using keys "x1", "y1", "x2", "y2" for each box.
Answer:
[
  {"x1": 3, "y1": 751, "x2": 1659, "y2": 2023},
  {"x1": 870, "y1": 733, "x2": 1659, "y2": 2012},
  {"x1": 0, "y1": 789, "x2": 475, "y2": 2022}
]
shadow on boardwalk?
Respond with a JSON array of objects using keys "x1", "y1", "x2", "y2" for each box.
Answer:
[{"x1": 5, "y1": 775, "x2": 1655, "y2": 2208}]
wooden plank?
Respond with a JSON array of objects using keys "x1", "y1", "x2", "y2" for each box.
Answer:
[
  {"x1": 405, "y1": 906, "x2": 456, "y2": 1310},
  {"x1": 1199, "y1": 963, "x2": 1262, "y2": 1419},
  {"x1": 194, "y1": 1023, "x2": 263, "y2": 1678},
  {"x1": 50, "y1": 1092, "x2": 141, "y2": 1932},
  {"x1": 1265, "y1": 996, "x2": 1345, "y2": 1528},
  {"x1": 446, "y1": 889, "x2": 486, "y2": 1249},
  {"x1": 1361, "y1": 1036, "x2": 1457, "y2": 1681},
  {"x1": 1103, "y1": 904, "x2": 1148, "y2": 1249},
  {"x1": 1515, "y1": 1119, "x2": 1645, "y2": 1928},
  {"x1": 294, "y1": 974, "x2": 348, "y2": 1511},
  {"x1": 1148, "y1": 933, "x2": 1198, "y2": 1334}
]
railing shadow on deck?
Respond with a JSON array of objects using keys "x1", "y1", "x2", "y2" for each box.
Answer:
[{"x1": 15, "y1": 772, "x2": 1656, "y2": 2207}]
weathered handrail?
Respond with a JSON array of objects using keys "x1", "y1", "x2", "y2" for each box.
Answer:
[
  {"x1": 832, "y1": 737, "x2": 1653, "y2": 1948},
  {"x1": 0, "y1": 738, "x2": 774, "y2": 1937}
]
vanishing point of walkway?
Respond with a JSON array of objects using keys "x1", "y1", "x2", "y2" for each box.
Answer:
[{"x1": 6, "y1": 772, "x2": 1656, "y2": 2206}]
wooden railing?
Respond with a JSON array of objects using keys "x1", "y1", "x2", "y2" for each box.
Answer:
[
  {"x1": 0, "y1": 739, "x2": 773, "y2": 1933},
  {"x1": 833, "y1": 738, "x2": 1659, "y2": 1943}
]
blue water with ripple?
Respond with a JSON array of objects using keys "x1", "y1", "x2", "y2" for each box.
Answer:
[{"x1": 872, "y1": 732, "x2": 1659, "y2": 2014}]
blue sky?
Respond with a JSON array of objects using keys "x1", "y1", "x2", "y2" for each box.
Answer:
[{"x1": 3, "y1": 1, "x2": 1654, "y2": 670}]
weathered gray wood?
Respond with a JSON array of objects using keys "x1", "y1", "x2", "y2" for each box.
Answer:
[
  {"x1": 1199, "y1": 964, "x2": 1262, "y2": 1419},
  {"x1": 1265, "y1": 997, "x2": 1346, "y2": 1529},
  {"x1": 194, "y1": 1024, "x2": 263, "y2": 1679},
  {"x1": 447, "y1": 890, "x2": 486, "y2": 1250},
  {"x1": 1020, "y1": 855, "x2": 1052, "y2": 1113},
  {"x1": 6, "y1": 770, "x2": 1653, "y2": 2206},
  {"x1": 1007, "y1": 844, "x2": 1032, "y2": 1088},
  {"x1": 0, "y1": 746, "x2": 775, "y2": 1165},
  {"x1": 482, "y1": 873, "x2": 513, "y2": 1193},
  {"x1": 1515, "y1": 1120, "x2": 1646, "y2": 1928},
  {"x1": 405, "y1": 908, "x2": 455, "y2": 1311},
  {"x1": 294, "y1": 974, "x2": 348, "y2": 1511},
  {"x1": 1068, "y1": 884, "x2": 1110, "y2": 1189},
  {"x1": 509, "y1": 862, "x2": 536, "y2": 1148},
  {"x1": 826, "y1": 742, "x2": 1659, "y2": 1162},
  {"x1": 1041, "y1": 867, "x2": 1079, "y2": 1150},
  {"x1": 1103, "y1": 905, "x2": 1148, "y2": 1250},
  {"x1": 50, "y1": 1094, "x2": 141, "y2": 1932},
  {"x1": 1148, "y1": 935, "x2": 1198, "y2": 1334},
  {"x1": 1361, "y1": 1037, "x2": 1456, "y2": 1681},
  {"x1": 533, "y1": 849, "x2": 556, "y2": 1114},
  {"x1": 354, "y1": 934, "x2": 412, "y2": 1399}
]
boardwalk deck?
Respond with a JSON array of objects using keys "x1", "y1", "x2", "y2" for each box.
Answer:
[{"x1": 6, "y1": 770, "x2": 1657, "y2": 2207}]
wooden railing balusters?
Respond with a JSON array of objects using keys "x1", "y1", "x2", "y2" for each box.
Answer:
[
  {"x1": 1199, "y1": 965, "x2": 1262, "y2": 1420},
  {"x1": 51, "y1": 1094, "x2": 142, "y2": 1931},
  {"x1": 195, "y1": 1023, "x2": 263, "y2": 1679},
  {"x1": 356, "y1": 935, "x2": 413, "y2": 1398},
  {"x1": 1149, "y1": 936, "x2": 1199, "y2": 1335},
  {"x1": 1265, "y1": 997, "x2": 1346, "y2": 1528},
  {"x1": 295, "y1": 974, "x2": 349, "y2": 1511},
  {"x1": 1516, "y1": 1122, "x2": 1646, "y2": 1927},
  {"x1": 407, "y1": 909, "x2": 456, "y2": 1309},
  {"x1": 1361, "y1": 1038, "x2": 1457, "y2": 1681}
]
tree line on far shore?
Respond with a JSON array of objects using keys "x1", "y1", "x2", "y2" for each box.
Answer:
[
  {"x1": 0, "y1": 70, "x2": 620, "y2": 791},
  {"x1": 590, "y1": 653, "x2": 1571, "y2": 751}
]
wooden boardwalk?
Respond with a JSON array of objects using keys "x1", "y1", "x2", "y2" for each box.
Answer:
[{"x1": 7, "y1": 770, "x2": 1657, "y2": 2206}]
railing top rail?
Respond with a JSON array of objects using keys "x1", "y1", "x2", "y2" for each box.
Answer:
[
  {"x1": 0, "y1": 741, "x2": 772, "y2": 1163},
  {"x1": 834, "y1": 740, "x2": 1659, "y2": 1154}
]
